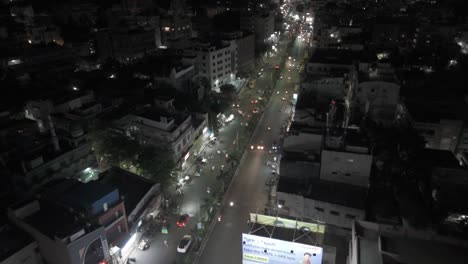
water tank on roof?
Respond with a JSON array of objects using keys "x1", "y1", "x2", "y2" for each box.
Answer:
[{"x1": 70, "y1": 122, "x2": 84, "y2": 138}]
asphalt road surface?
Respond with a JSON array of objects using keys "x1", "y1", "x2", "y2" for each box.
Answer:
[{"x1": 198, "y1": 36, "x2": 307, "y2": 263}]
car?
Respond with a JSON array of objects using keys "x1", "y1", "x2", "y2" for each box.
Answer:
[
  {"x1": 177, "y1": 235, "x2": 193, "y2": 253},
  {"x1": 138, "y1": 239, "x2": 150, "y2": 250},
  {"x1": 176, "y1": 214, "x2": 190, "y2": 227},
  {"x1": 196, "y1": 156, "x2": 207, "y2": 164}
]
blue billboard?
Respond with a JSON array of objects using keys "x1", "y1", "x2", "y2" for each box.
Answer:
[{"x1": 242, "y1": 233, "x2": 323, "y2": 264}]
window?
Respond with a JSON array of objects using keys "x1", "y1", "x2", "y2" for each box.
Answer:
[
  {"x1": 315, "y1": 207, "x2": 324, "y2": 212},
  {"x1": 345, "y1": 173, "x2": 351, "y2": 176},
  {"x1": 278, "y1": 199, "x2": 285, "y2": 205},
  {"x1": 103, "y1": 203, "x2": 108, "y2": 212},
  {"x1": 330, "y1": 210, "x2": 340, "y2": 216},
  {"x1": 177, "y1": 144, "x2": 181, "y2": 152},
  {"x1": 346, "y1": 214, "x2": 356, "y2": 219},
  {"x1": 117, "y1": 225, "x2": 122, "y2": 233},
  {"x1": 332, "y1": 171, "x2": 337, "y2": 175}
]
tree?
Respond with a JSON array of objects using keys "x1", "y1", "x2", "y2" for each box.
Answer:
[
  {"x1": 219, "y1": 83, "x2": 236, "y2": 99},
  {"x1": 137, "y1": 145, "x2": 175, "y2": 188}
]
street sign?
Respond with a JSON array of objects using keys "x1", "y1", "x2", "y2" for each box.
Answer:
[{"x1": 161, "y1": 226, "x2": 168, "y2": 234}]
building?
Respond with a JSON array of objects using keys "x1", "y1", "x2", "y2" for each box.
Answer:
[
  {"x1": 306, "y1": 49, "x2": 359, "y2": 74},
  {"x1": 353, "y1": 65, "x2": 400, "y2": 125},
  {"x1": 41, "y1": 178, "x2": 129, "y2": 248},
  {"x1": 277, "y1": 128, "x2": 371, "y2": 229},
  {"x1": 0, "y1": 223, "x2": 43, "y2": 264},
  {"x1": 98, "y1": 167, "x2": 161, "y2": 263},
  {"x1": 95, "y1": 27, "x2": 156, "y2": 62},
  {"x1": 25, "y1": 90, "x2": 103, "y2": 133},
  {"x1": 401, "y1": 101, "x2": 464, "y2": 153},
  {"x1": 347, "y1": 220, "x2": 468, "y2": 264},
  {"x1": 159, "y1": 16, "x2": 192, "y2": 48},
  {"x1": 152, "y1": 60, "x2": 195, "y2": 95},
  {"x1": 116, "y1": 107, "x2": 194, "y2": 162},
  {"x1": 8, "y1": 199, "x2": 110, "y2": 264},
  {"x1": 240, "y1": 11, "x2": 274, "y2": 45},
  {"x1": 98, "y1": 167, "x2": 161, "y2": 228},
  {"x1": 192, "y1": 40, "x2": 237, "y2": 91},
  {"x1": 221, "y1": 31, "x2": 255, "y2": 75},
  {"x1": 301, "y1": 69, "x2": 350, "y2": 100},
  {"x1": 320, "y1": 128, "x2": 373, "y2": 188}
]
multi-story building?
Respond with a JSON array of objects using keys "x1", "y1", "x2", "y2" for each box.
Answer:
[
  {"x1": 306, "y1": 49, "x2": 358, "y2": 74},
  {"x1": 159, "y1": 16, "x2": 192, "y2": 48},
  {"x1": 8, "y1": 199, "x2": 110, "y2": 264},
  {"x1": 352, "y1": 64, "x2": 400, "y2": 125},
  {"x1": 320, "y1": 128, "x2": 373, "y2": 188},
  {"x1": 221, "y1": 31, "x2": 255, "y2": 75},
  {"x1": 153, "y1": 62, "x2": 195, "y2": 95},
  {"x1": 400, "y1": 100, "x2": 464, "y2": 153},
  {"x1": 240, "y1": 11, "x2": 274, "y2": 45},
  {"x1": 41, "y1": 178, "x2": 129, "y2": 247},
  {"x1": 277, "y1": 128, "x2": 371, "y2": 229},
  {"x1": 301, "y1": 69, "x2": 350, "y2": 100},
  {"x1": 95, "y1": 27, "x2": 156, "y2": 62},
  {"x1": 192, "y1": 40, "x2": 237, "y2": 91},
  {"x1": 116, "y1": 106, "x2": 194, "y2": 162}
]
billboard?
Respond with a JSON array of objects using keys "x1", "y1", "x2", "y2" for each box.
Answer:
[{"x1": 242, "y1": 233, "x2": 323, "y2": 264}]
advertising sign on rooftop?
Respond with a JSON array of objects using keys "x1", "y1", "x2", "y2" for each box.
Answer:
[{"x1": 242, "y1": 233, "x2": 323, "y2": 264}]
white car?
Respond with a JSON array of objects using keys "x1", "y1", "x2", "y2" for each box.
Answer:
[
  {"x1": 177, "y1": 235, "x2": 193, "y2": 253},
  {"x1": 138, "y1": 240, "x2": 149, "y2": 250}
]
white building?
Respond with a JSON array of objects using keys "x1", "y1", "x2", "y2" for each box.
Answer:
[
  {"x1": 277, "y1": 128, "x2": 371, "y2": 229},
  {"x1": 116, "y1": 107, "x2": 194, "y2": 162},
  {"x1": 320, "y1": 128, "x2": 373, "y2": 188},
  {"x1": 192, "y1": 41, "x2": 237, "y2": 91}
]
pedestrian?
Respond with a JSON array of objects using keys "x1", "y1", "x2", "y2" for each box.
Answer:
[{"x1": 164, "y1": 240, "x2": 168, "y2": 247}]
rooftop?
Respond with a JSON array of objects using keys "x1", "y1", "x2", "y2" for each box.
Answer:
[
  {"x1": 98, "y1": 167, "x2": 156, "y2": 218},
  {"x1": 308, "y1": 48, "x2": 362, "y2": 65},
  {"x1": 354, "y1": 221, "x2": 468, "y2": 264},
  {"x1": 418, "y1": 149, "x2": 461, "y2": 169},
  {"x1": 42, "y1": 178, "x2": 118, "y2": 210},
  {"x1": 137, "y1": 107, "x2": 189, "y2": 127},
  {"x1": 23, "y1": 200, "x2": 86, "y2": 240},
  {"x1": 0, "y1": 224, "x2": 34, "y2": 262},
  {"x1": 277, "y1": 178, "x2": 367, "y2": 210},
  {"x1": 405, "y1": 100, "x2": 459, "y2": 123},
  {"x1": 323, "y1": 127, "x2": 370, "y2": 153}
]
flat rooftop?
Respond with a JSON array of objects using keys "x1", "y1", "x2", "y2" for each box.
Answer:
[
  {"x1": 277, "y1": 178, "x2": 367, "y2": 210},
  {"x1": 98, "y1": 167, "x2": 156, "y2": 217},
  {"x1": 308, "y1": 48, "x2": 361, "y2": 65},
  {"x1": 355, "y1": 221, "x2": 468, "y2": 264},
  {"x1": 418, "y1": 149, "x2": 461, "y2": 169},
  {"x1": 42, "y1": 178, "x2": 118, "y2": 210},
  {"x1": 23, "y1": 201, "x2": 85, "y2": 240},
  {"x1": 323, "y1": 127, "x2": 370, "y2": 153},
  {"x1": 0, "y1": 224, "x2": 34, "y2": 262}
]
